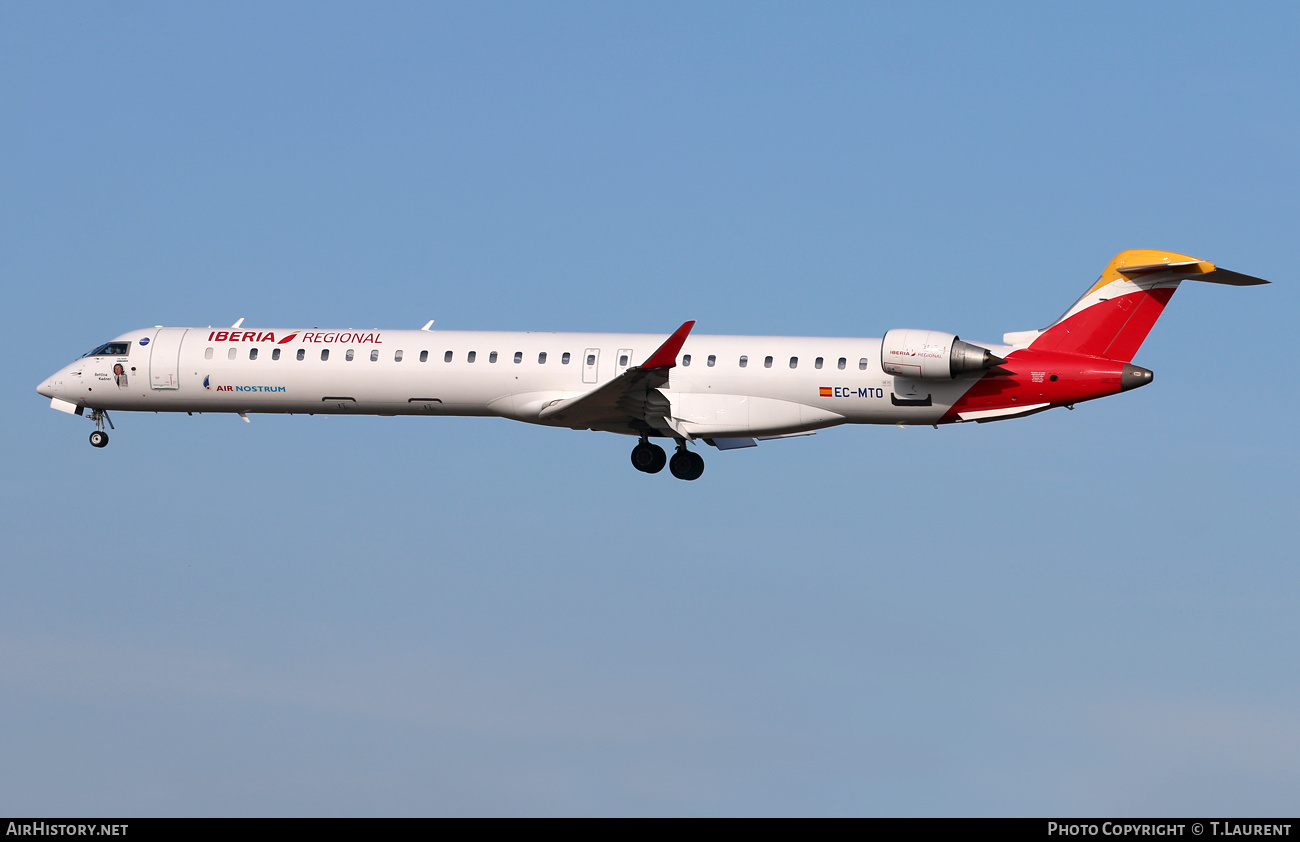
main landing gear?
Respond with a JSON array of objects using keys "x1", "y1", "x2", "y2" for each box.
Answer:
[
  {"x1": 87, "y1": 409, "x2": 113, "y2": 448},
  {"x1": 669, "y1": 445, "x2": 705, "y2": 481},
  {"x1": 630, "y1": 440, "x2": 667, "y2": 474},
  {"x1": 631, "y1": 439, "x2": 703, "y2": 480}
]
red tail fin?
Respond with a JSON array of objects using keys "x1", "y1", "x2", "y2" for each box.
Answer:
[
  {"x1": 1030, "y1": 249, "x2": 1231, "y2": 362},
  {"x1": 1032, "y1": 285, "x2": 1178, "y2": 362}
]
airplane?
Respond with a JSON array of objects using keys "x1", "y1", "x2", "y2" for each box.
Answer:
[{"x1": 37, "y1": 249, "x2": 1268, "y2": 480}]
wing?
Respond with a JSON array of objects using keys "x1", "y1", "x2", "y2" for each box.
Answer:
[{"x1": 538, "y1": 321, "x2": 694, "y2": 436}]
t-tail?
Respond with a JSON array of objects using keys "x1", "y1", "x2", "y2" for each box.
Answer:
[{"x1": 1004, "y1": 249, "x2": 1270, "y2": 362}]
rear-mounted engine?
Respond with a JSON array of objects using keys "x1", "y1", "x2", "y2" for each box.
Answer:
[{"x1": 881, "y1": 329, "x2": 1006, "y2": 380}]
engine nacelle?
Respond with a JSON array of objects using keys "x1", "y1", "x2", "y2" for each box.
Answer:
[{"x1": 881, "y1": 329, "x2": 1004, "y2": 380}]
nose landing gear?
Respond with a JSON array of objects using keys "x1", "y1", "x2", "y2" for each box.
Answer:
[{"x1": 87, "y1": 409, "x2": 114, "y2": 448}]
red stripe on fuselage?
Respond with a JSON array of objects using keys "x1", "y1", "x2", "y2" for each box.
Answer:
[{"x1": 940, "y1": 350, "x2": 1129, "y2": 422}]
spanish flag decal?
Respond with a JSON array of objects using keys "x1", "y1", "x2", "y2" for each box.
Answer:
[{"x1": 819, "y1": 387, "x2": 833, "y2": 397}]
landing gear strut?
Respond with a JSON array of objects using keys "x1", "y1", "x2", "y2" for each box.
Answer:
[
  {"x1": 668, "y1": 442, "x2": 705, "y2": 481},
  {"x1": 87, "y1": 409, "x2": 113, "y2": 448},
  {"x1": 630, "y1": 440, "x2": 667, "y2": 474}
]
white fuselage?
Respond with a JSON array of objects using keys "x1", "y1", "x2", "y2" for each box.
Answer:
[{"x1": 39, "y1": 326, "x2": 1000, "y2": 439}]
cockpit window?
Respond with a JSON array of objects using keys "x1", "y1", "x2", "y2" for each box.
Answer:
[{"x1": 83, "y1": 342, "x2": 130, "y2": 357}]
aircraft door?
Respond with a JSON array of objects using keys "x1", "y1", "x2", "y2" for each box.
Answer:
[
  {"x1": 582, "y1": 348, "x2": 599, "y2": 384},
  {"x1": 616, "y1": 348, "x2": 634, "y2": 375},
  {"x1": 149, "y1": 328, "x2": 188, "y2": 390}
]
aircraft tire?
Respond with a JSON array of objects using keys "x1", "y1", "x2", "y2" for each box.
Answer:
[
  {"x1": 669, "y1": 450, "x2": 704, "y2": 481},
  {"x1": 631, "y1": 442, "x2": 667, "y2": 473},
  {"x1": 89, "y1": 431, "x2": 109, "y2": 448}
]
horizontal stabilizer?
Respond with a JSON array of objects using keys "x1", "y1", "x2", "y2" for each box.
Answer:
[
  {"x1": 1030, "y1": 249, "x2": 1270, "y2": 362},
  {"x1": 1116, "y1": 260, "x2": 1211, "y2": 279},
  {"x1": 1114, "y1": 258, "x2": 1271, "y2": 286},
  {"x1": 1199, "y1": 267, "x2": 1270, "y2": 286}
]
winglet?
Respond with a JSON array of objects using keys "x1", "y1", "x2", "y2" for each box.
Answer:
[{"x1": 640, "y1": 321, "x2": 695, "y2": 370}]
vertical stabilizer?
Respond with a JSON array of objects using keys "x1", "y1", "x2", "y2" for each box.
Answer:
[{"x1": 1030, "y1": 249, "x2": 1243, "y2": 362}]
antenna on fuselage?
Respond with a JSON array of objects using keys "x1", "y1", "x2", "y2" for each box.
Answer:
[
  {"x1": 420, "y1": 320, "x2": 434, "y2": 331},
  {"x1": 231, "y1": 317, "x2": 245, "y2": 328}
]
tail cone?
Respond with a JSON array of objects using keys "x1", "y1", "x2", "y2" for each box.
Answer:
[{"x1": 1120, "y1": 364, "x2": 1154, "y2": 391}]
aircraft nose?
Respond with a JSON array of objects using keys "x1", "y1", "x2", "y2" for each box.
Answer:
[{"x1": 37, "y1": 365, "x2": 70, "y2": 399}]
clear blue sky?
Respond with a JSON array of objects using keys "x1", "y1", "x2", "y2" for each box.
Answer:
[{"x1": 2, "y1": 2, "x2": 1297, "y2": 816}]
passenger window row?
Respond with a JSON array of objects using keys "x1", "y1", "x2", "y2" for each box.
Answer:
[
  {"x1": 724, "y1": 355, "x2": 867, "y2": 371},
  {"x1": 203, "y1": 347, "x2": 578, "y2": 364},
  {"x1": 202, "y1": 348, "x2": 873, "y2": 370}
]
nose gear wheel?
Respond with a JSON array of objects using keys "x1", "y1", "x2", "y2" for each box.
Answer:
[{"x1": 86, "y1": 409, "x2": 114, "y2": 447}]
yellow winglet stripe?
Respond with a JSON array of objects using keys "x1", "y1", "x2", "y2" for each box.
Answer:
[{"x1": 1084, "y1": 249, "x2": 1209, "y2": 297}]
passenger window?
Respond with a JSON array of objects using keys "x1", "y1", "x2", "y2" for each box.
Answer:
[
  {"x1": 468, "y1": 351, "x2": 476, "y2": 363},
  {"x1": 739, "y1": 355, "x2": 748, "y2": 368},
  {"x1": 489, "y1": 351, "x2": 498, "y2": 363},
  {"x1": 562, "y1": 352, "x2": 571, "y2": 364},
  {"x1": 420, "y1": 350, "x2": 428, "y2": 362},
  {"x1": 297, "y1": 349, "x2": 305, "y2": 361},
  {"x1": 837, "y1": 357, "x2": 846, "y2": 370},
  {"x1": 586, "y1": 354, "x2": 595, "y2": 366},
  {"x1": 394, "y1": 350, "x2": 403, "y2": 362},
  {"x1": 514, "y1": 351, "x2": 522, "y2": 364},
  {"x1": 444, "y1": 351, "x2": 453, "y2": 362},
  {"x1": 707, "y1": 355, "x2": 716, "y2": 367},
  {"x1": 764, "y1": 356, "x2": 773, "y2": 368},
  {"x1": 250, "y1": 348, "x2": 258, "y2": 360},
  {"x1": 538, "y1": 352, "x2": 547, "y2": 364},
  {"x1": 682, "y1": 354, "x2": 691, "y2": 366},
  {"x1": 272, "y1": 348, "x2": 280, "y2": 360},
  {"x1": 815, "y1": 357, "x2": 823, "y2": 370},
  {"x1": 346, "y1": 349, "x2": 355, "y2": 362},
  {"x1": 370, "y1": 350, "x2": 379, "y2": 362},
  {"x1": 228, "y1": 348, "x2": 237, "y2": 360},
  {"x1": 859, "y1": 358, "x2": 869, "y2": 370},
  {"x1": 205, "y1": 347, "x2": 213, "y2": 360},
  {"x1": 789, "y1": 356, "x2": 797, "y2": 369},
  {"x1": 321, "y1": 349, "x2": 330, "y2": 361}
]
